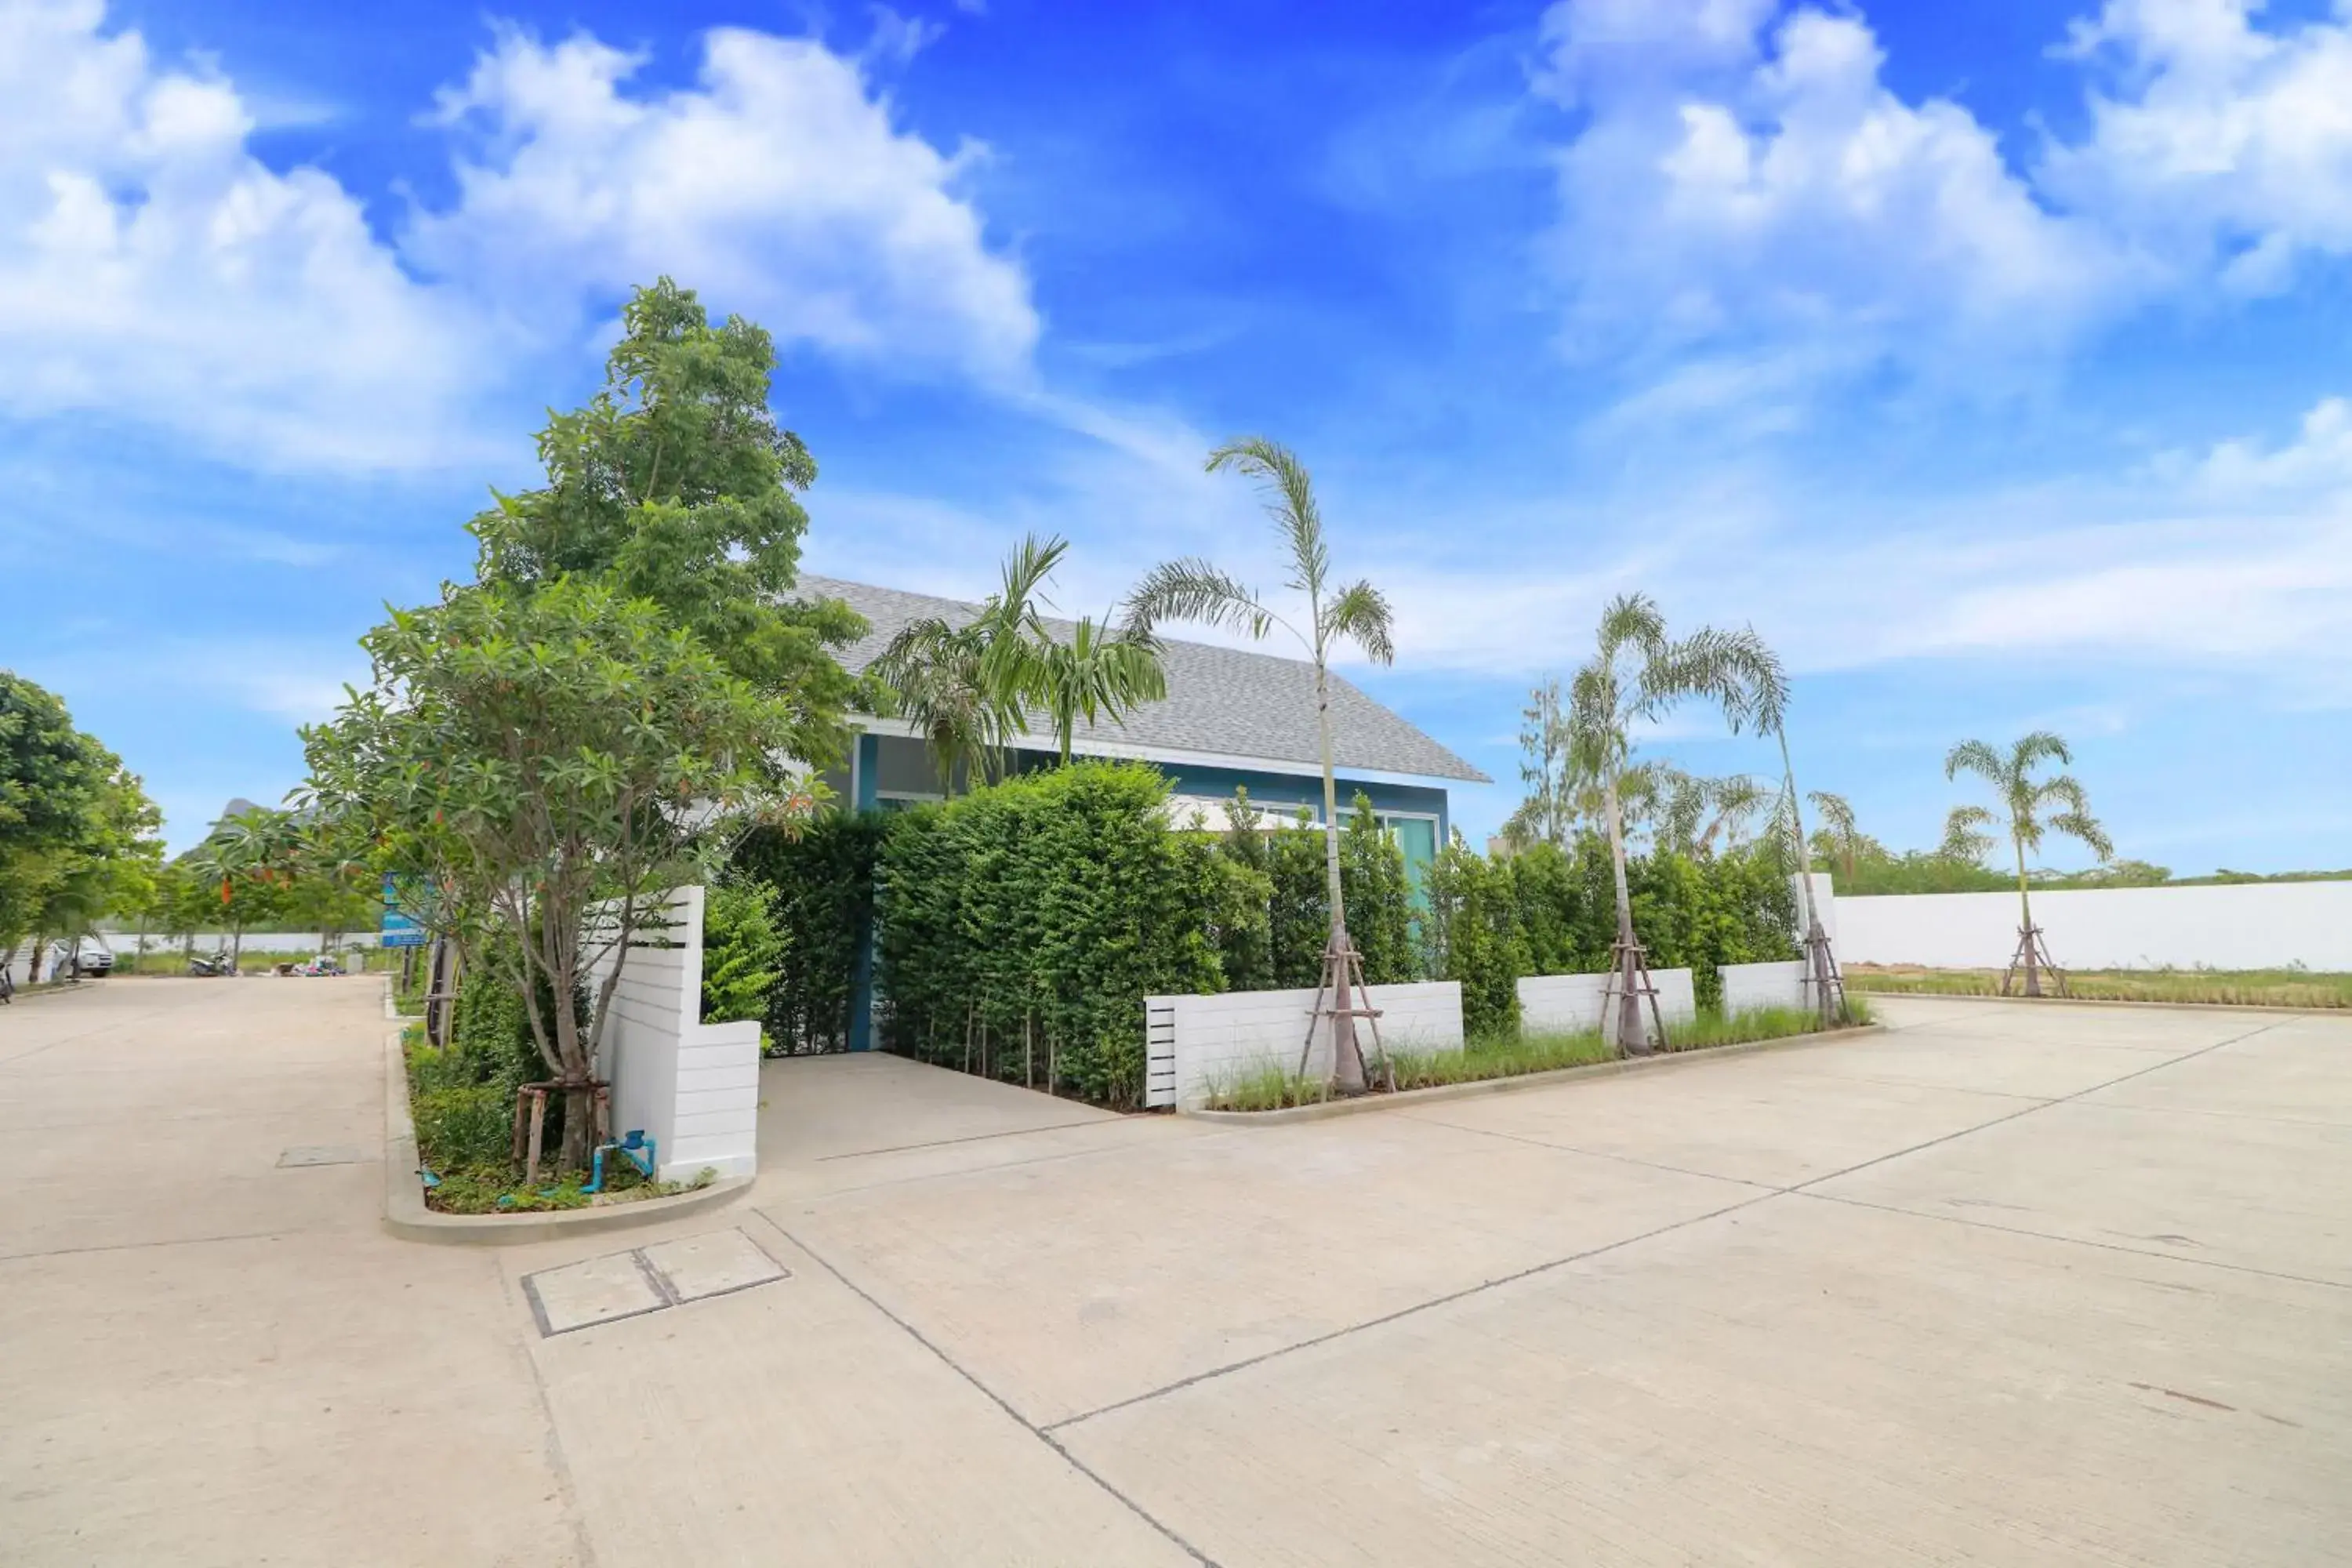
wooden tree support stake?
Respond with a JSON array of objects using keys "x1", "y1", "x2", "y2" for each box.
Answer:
[
  {"x1": 1601, "y1": 937, "x2": 1670, "y2": 1058},
  {"x1": 1297, "y1": 932, "x2": 1392, "y2": 1095},
  {"x1": 2002, "y1": 923, "x2": 2068, "y2": 999}
]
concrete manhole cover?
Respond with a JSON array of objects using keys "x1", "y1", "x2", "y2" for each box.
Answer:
[
  {"x1": 277, "y1": 1145, "x2": 367, "y2": 1167},
  {"x1": 522, "y1": 1228, "x2": 789, "y2": 1337}
]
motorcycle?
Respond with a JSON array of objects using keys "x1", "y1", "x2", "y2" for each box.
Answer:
[
  {"x1": 188, "y1": 952, "x2": 236, "y2": 978},
  {"x1": 294, "y1": 955, "x2": 346, "y2": 977}
]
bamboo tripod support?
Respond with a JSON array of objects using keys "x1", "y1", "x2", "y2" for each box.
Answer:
[
  {"x1": 2002, "y1": 923, "x2": 2068, "y2": 998},
  {"x1": 1298, "y1": 933, "x2": 1393, "y2": 1094},
  {"x1": 1602, "y1": 937, "x2": 1669, "y2": 1058}
]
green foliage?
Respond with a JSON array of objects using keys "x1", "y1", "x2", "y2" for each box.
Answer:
[
  {"x1": 303, "y1": 576, "x2": 799, "y2": 1100},
  {"x1": 468, "y1": 277, "x2": 863, "y2": 773},
  {"x1": 1340, "y1": 793, "x2": 1414, "y2": 984},
  {"x1": 0, "y1": 673, "x2": 162, "y2": 954},
  {"x1": 1628, "y1": 846, "x2": 1799, "y2": 1010},
  {"x1": 1848, "y1": 964, "x2": 2349, "y2": 1009},
  {"x1": 1421, "y1": 837, "x2": 1530, "y2": 1038},
  {"x1": 1210, "y1": 792, "x2": 1276, "y2": 993},
  {"x1": 702, "y1": 880, "x2": 788, "y2": 1028},
  {"x1": 874, "y1": 761, "x2": 1224, "y2": 1107},
  {"x1": 1263, "y1": 814, "x2": 1330, "y2": 987},
  {"x1": 410, "y1": 1083, "x2": 514, "y2": 1171},
  {"x1": 732, "y1": 811, "x2": 887, "y2": 1052}
]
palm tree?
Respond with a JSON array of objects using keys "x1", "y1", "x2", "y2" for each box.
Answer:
[
  {"x1": 1033, "y1": 613, "x2": 1167, "y2": 764},
  {"x1": 1565, "y1": 594, "x2": 1780, "y2": 1054},
  {"x1": 1126, "y1": 437, "x2": 1394, "y2": 1093},
  {"x1": 1808, "y1": 790, "x2": 1864, "y2": 883},
  {"x1": 868, "y1": 535, "x2": 1065, "y2": 792},
  {"x1": 870, "y1": 535, "x2": 1167, "y2": 786},
  {"x1": 1943, "y1": 731, "x2": 2113, "y2": 996}
]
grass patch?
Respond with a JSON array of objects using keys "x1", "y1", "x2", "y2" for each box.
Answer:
[
  {"x1": 1202, "y1": 1004, "x2": 1870, "y2": 1112},
  {"x1": 1847, "y1": 964, "x2": 2351, "y2": 1010}
]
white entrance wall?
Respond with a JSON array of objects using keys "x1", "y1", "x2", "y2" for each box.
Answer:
[
  {"x1": 1144, "y1": 982, "x2": 1465, "y2": 1109},
  {"x1": 584, "y1": 886, "x2": 761, "y2": 1182},
  {"x1": 1720, "y1": 960, "x2": 1809, "y2": 1014},
  {"x1": 1517, "y1": 969, "x2": 1699, "y2": 1035},
  {"x1": 1830, "y1": 878, "x2": 2352, "y2": 971}
]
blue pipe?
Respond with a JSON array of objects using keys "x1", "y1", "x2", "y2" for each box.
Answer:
[{"x1": 579, "y1": 1130, "x2": 658, "y2": 1194}]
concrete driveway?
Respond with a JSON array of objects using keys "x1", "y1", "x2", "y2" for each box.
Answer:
[{"x1": 3, "y1": 981, "x2": 2346, "y2": 1565}]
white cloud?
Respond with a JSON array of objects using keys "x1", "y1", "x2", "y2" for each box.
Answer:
[
  {"x1": 0, "y1": 0, "x2": 483, "y2": 469},
  {"x1": 0, "y1": 2, "x2": 1039, "y2": 471},
  {"x1": 2176, "y1": 394, "x2": 2352, "y2": 499},
  {"x1": 1536, "y1": 0, "x2": 2131, "y2": 375},
  {"x1": 408, "y1": 24, "x2": 1039, "y2": 388},
  {"x1": 2043, "y1": 0, "x2": 2352, "y2": 294}
]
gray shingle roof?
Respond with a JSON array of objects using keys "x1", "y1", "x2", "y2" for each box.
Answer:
[{"x1": 795, "y1": 575, "x2": 1488, "y2": 784}]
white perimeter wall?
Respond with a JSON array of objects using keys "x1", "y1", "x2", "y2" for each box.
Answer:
[
  {"x1": 585, "y1": 886, "x2": 761, "y2": 1181},
  {"x1": 1517, "y1": 969, "x2": 1698, "y2": 1036},
  {"x1": 1721, "y1": 960, "x2": 1809, "y2": 1014},
  {"x1": 1832, "y1": 879, "x2": 2352, "y2": 971},
  {"x1": 1145, "y1": 982, "x2": 1464, "y2": 1109}
]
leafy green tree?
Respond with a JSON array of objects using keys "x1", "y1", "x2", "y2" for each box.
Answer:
[
  {"x1": 1563, "y1": 594, "x2": 1780, "y2": 1054},
  {"x1": 1421, "y1": 834, "x2": 1528, "y2": 1039},
  {"x1": 1127, "y1": 437, "x2": 1396, "y2": 1092},
  {"x1": 1213, "y1": 790, "x2": 1278, "y2": 993},
  {"x1": 469, "y1": 278, "x2": 864, "y2": 771},
  {"x1": 302, "y1": 578, "x2": 805, "y2": 1167},
  {"x1": 1, "y1": 673, "x2": 140, "y2": 967},
  {"x1": 1943, "y1": 731, "x2": 2114, "y2": 994}
]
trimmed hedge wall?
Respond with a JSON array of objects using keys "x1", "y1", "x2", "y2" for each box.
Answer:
[{"x1": 734, "y1": 813, "x2": 887, "y2": 1053}]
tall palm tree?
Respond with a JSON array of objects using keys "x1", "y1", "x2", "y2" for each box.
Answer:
[
  {"x1": 1126, "y1": 437, "x2": 1394, "y2": 1093},
  {"x1": 1943, "y1": 731, "x2": 2113, "y2": 996},
  {"x1": 1566, "y1": 594, "x2": 1780, "y2": 1054},
  {"x1": 1808, "y1": 790, "x2": 1863, "y2": 883}
]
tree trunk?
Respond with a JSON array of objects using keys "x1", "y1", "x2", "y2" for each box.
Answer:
[
  {"x1": 1316, "y1": 661, "x2": 1364, "y2": 1094},
  {"x1": 1778, "y1": 730, "x2": 1836, "y2": 1025},
  {"x1": 27, "y1": 935, "x2": 43, "y2": 985},
  {"x1": 1603, "y1": 772, "x2": 1646, "y2": 1054}
]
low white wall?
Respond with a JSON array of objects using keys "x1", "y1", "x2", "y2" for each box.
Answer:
[
  {"x1": 1720, "y1": 960, "x2": 1807, "y2": 1014},
  {"x1": 1517, "y1": 968, "x2": 1698, "y2": 1036},
  {"x1": 585, "y1": 887, "x2": 761, "y2": 1182},
  {"x1": 1145, "y1": 981, "x2": 1464, "y2": 1109},
  {"x1": 1833, "y1": 879, "x2": 2352, "y2": 971}
]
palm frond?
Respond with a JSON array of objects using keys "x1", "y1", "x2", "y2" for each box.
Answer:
[
  {"x1": 1944, "y1": 738, "x2": 2006, "y2": 786},
  {"x1": 1593, "y1": 592, "x2": 1666, "y2": 669},
  {"x1": 1940, "y1": 804, "x2": 1997, "y2": 864},
  {"x1": 1808, "y1": 790, "x2": 1857, "y2": 840},
  {"x1": 1207, "y1": 437, "x2": 1327, "y2": 600},
  {"x1": 2011, "y1": 730, "x2": 2072, "y2": 774},
  {"x1": 2047, "y1": 808, "x2": 2114, "y2": 862},
  {"x1": 1122, "y1": 558, "x2": 1282, "y2": 643},
  {"x1": 1323, "y1": 578, "x2": 1396, "y2": 665}
]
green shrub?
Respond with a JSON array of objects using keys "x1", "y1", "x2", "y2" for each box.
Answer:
[
  {"x1": 875, "y1": 761, "x2": 1224, "y2": 1107},
  {"x1": 733, "y1": 811, "x2": 886, "y2": 1052},
  {"x1": 701, "y1": 880, "x2": 787, "y2": 1028},
  {"x1": 411, "y1": 1083, "x2": 514, "y2": 1170}
]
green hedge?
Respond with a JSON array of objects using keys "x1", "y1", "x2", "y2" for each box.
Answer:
[
  {"x1": 1421, "y1": 834, "x2": 1798, "y2": 1029},
  {"x1": 733, "y1": 813, "x2": 887, "y2": 1052},
  {"x1": 875, "y1": 762, "x2": 1227, "y2": 1107}
]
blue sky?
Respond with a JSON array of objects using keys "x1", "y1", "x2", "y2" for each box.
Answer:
[{"x1": 8, "y1": 0, "x2": 2352, "y2": 869}]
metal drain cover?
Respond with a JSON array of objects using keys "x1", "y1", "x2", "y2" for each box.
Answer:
[
  {"x1": 278, "y1": 1145, "x2": 367, "y2": 1167},
  {"x1": 523, "y1": 1228, "x2": 789, "y2": 1337}
]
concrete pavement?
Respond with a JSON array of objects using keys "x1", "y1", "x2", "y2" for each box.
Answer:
[{"x1": 4, "y1": 980, "x2": 2346, "y2": 1564}]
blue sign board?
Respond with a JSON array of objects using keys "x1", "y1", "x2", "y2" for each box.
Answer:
[{"x1": 381, "y1": 873, "x2": 427, "y2": 949}]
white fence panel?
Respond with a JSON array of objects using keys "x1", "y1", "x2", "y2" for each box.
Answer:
[
  {"x1": 1517, "y1": 969, "x2": 1697, "y2": 1034},
  {"x1": 1831, "y1": 879, "x2": 2352, "y2": 971},
  {"x1": 1143, "y1": 981, "x2": 1465, "y2": 1109},
  {"x1": 584, "y1": 886, "x2": 760, "y2": 1181},
  {"x1": 1720, "y1": 960, "x2": 1808, "y2": 1014}
]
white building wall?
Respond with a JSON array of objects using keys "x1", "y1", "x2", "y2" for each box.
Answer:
[
  {"x1": 1517, "y1": 968, "x2": 1698, "y2": 1035},
  {"x1": 1144, "y1": 981, "x2": 1464, "y2": 1109},
  {"x1": 584, "y1": 886, "x2": 761, "y2": 1181},
  {"x1": 1831, "y1": 879, "x2": 2352, "y2": 971}
]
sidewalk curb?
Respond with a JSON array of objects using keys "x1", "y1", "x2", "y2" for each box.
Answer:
[
  {"x1": 1178, "y1": 1022, "x2": 1887, "y2": 1125},
  {"x1": 1849, "y1": 989, "x2": 2347, "y2": 1019},
  {"x1": 380, "y1": 1029, "x2": 749, "y2": 1247}
]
